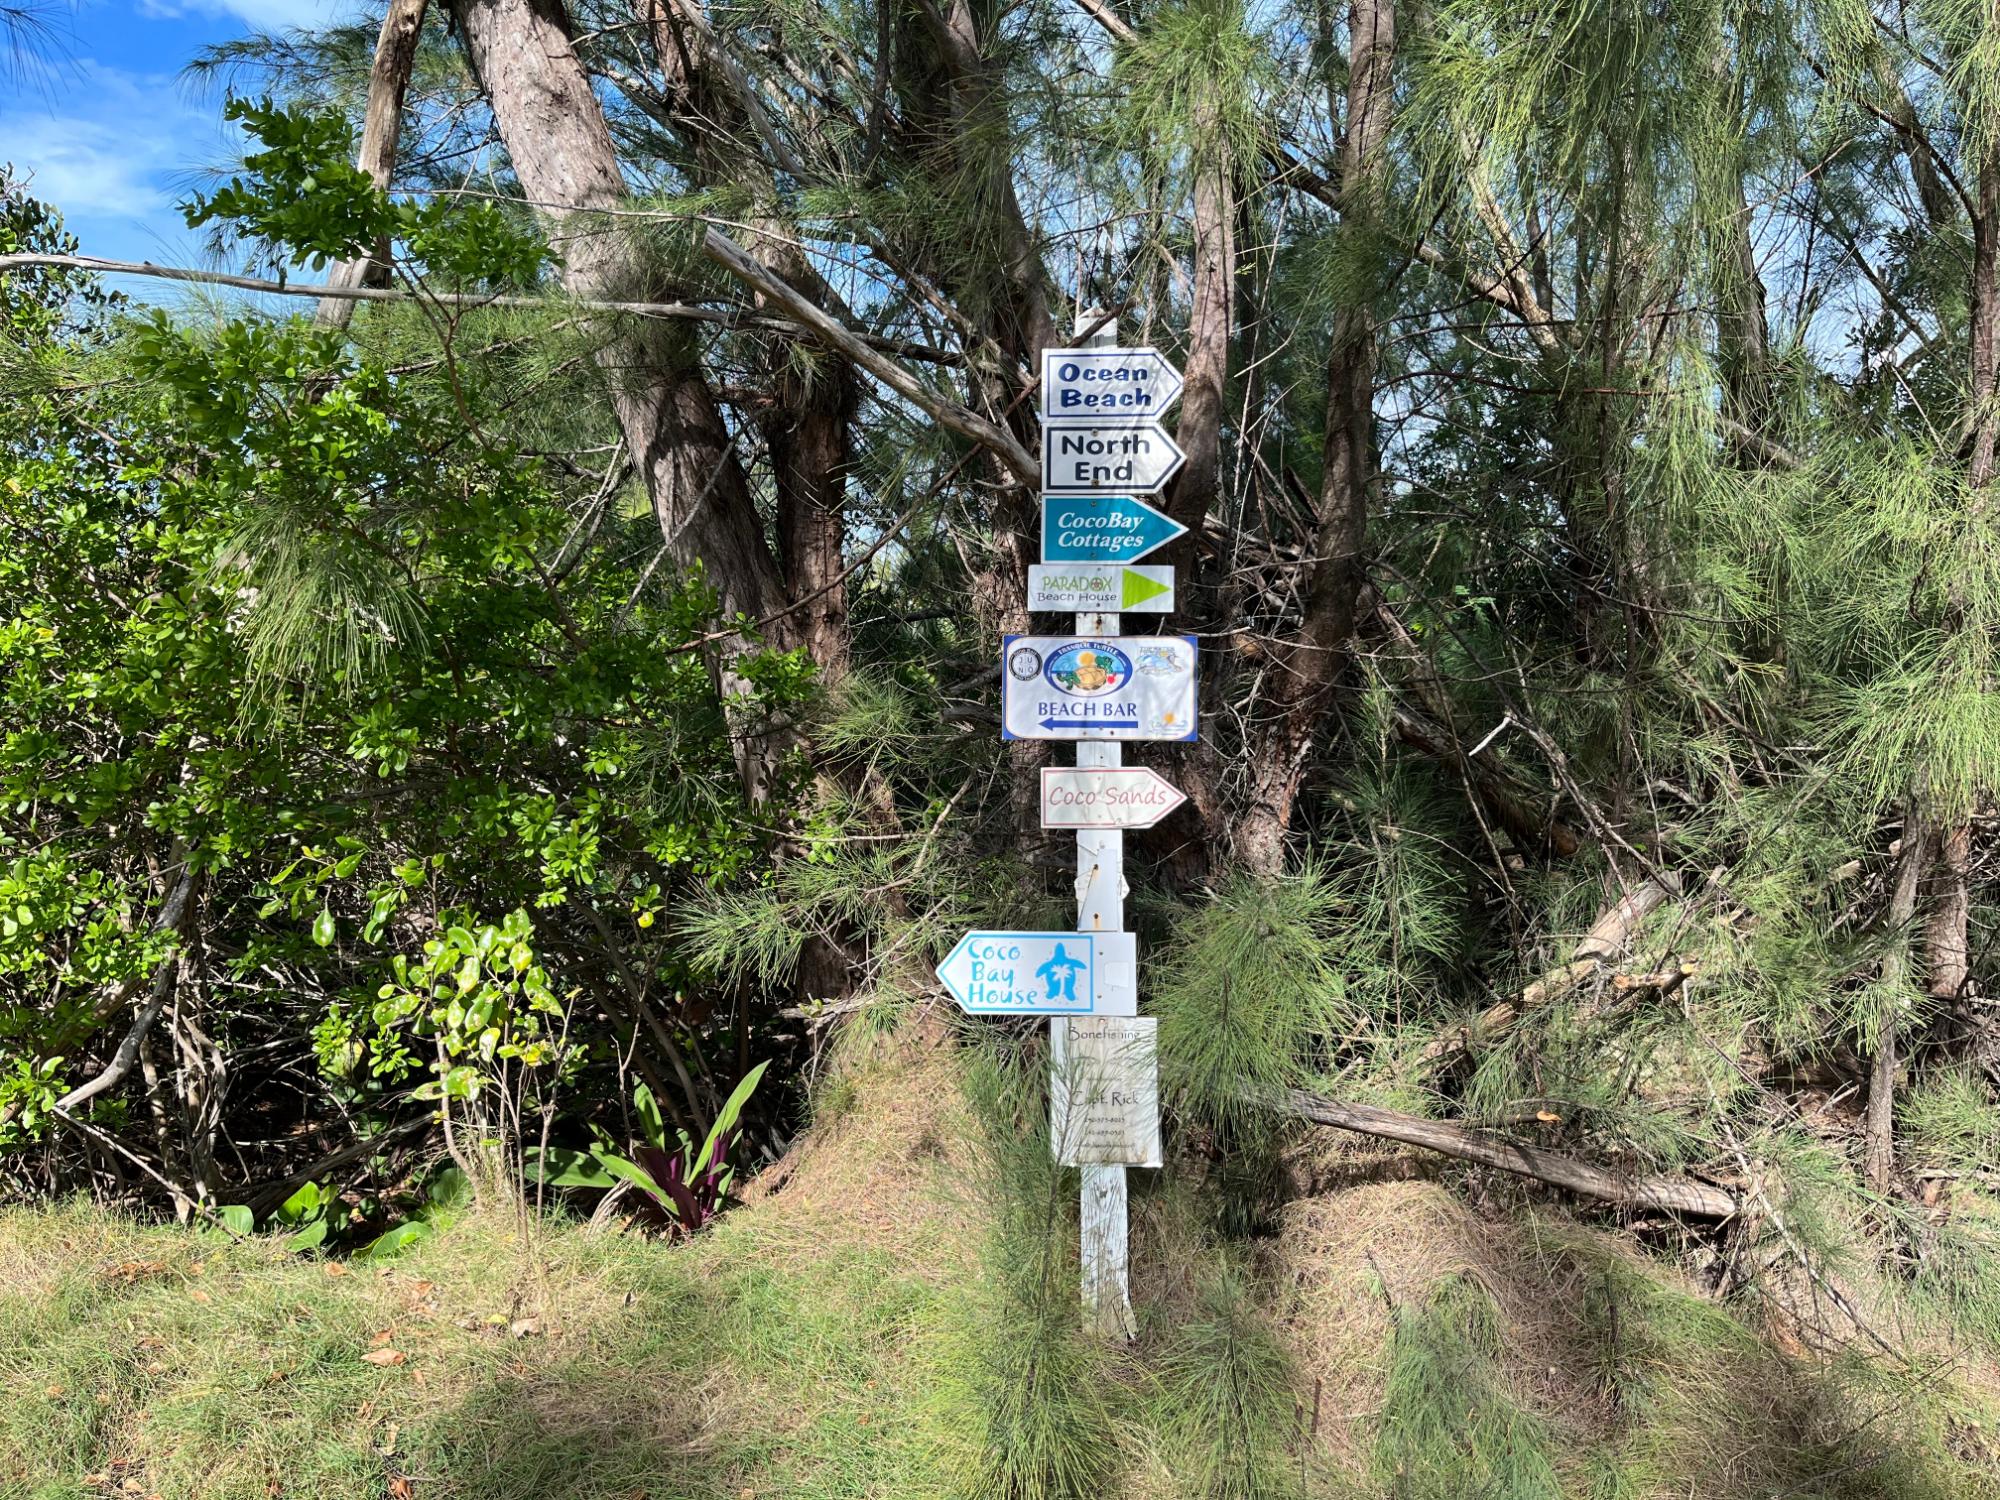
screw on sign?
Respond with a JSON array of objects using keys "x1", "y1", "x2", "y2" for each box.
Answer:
[
  {"x1": 934, "y1": 931, "x2": 1137, "y2": 1016},
  {"x1": 999, "y1": 635, "x2": 1199, "y2": 742},
  {"x1": 1040, "y1": 422, "x2": 1186, "y2": 495},
  {"x1": 1037, "y1": 496, "x2": 1187, "y2": 565},
  {"x1": 1038, "y1": 347, "x2": 1186, "y2": 420}
]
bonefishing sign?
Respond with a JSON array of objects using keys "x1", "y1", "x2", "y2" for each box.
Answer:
[{"x1": 1000, "y1": 635, "x2": 1199, "y2": 742}]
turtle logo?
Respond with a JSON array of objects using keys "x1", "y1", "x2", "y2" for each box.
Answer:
[{"x1": 1044, "y1": 641, "x2": 1131, "y2": 697}]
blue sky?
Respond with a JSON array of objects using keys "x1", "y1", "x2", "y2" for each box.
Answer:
[{"x1": 4, "y1": 0, "x2": 361, "y2": 296}]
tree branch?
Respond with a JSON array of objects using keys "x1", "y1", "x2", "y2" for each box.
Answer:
[
  {"x1": 701, "y1": 226, "x2": 1040, "y2": 484},
  {"x1": 0, "y1": 253, "x2": 963, "y2": 366},
  {"x1": 53, "y1": 870, "x2": 201, "y2": 1114},
  {"x1": 1258, "y1": 1085, "x2": 1740, "y2": 1219},
  {"x1": 1417, "y1": 874, "x2": 1682, "y2": 1071}
]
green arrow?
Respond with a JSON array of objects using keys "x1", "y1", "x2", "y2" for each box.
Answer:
[{"x1": 1120, "y1": 569, "x2": 1171, "y2": 608}]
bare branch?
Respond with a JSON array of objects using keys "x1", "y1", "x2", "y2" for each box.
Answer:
[
  {"x1": 701, "y1": 226, "x2": 1040, "y2": 484},
  {"x1": 1258, "y1": 1086, "x2": 1740, "y2": 1219}
]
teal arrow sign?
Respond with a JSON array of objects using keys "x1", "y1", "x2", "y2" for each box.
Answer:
[
  {"x1": 936, "y1": 931, "x2": 1136, "y2": 1015},
  {"x1": 1040, "y1": 496, "x2": 1188, "y2": 565}
]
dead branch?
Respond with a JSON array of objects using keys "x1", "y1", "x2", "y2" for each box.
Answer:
[
  {"x1": 700, "y1": 226, "x2": 1040, "y2": 485},
  {"x1": 1418, "y1": 874, "x2": 1682, "y2": 1071},
  {"x1": 1260, "y1": 1085, "x2": 1739, "y2": 1219},
  {"x1": 0, "y1": 252, "x2": 961, "y2": 365}
]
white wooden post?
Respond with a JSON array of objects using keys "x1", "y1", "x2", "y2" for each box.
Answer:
[{"x1": 1064, "y1": 311, "x2": 1135, "y2": 1339}]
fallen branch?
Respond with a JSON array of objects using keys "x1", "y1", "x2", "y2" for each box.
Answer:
[
  {"x1": 1417, "y1": 874, "x2": 1681, "y2": 1072},
  {"x1": 244, "y1": 1115, "x2": 435, "y2": 1218},
  {"x1": 39, "y1": 869, "x2": 202, "y2": 1121},
  {"x1": 1260, "y1": 1086, "x2": 1739, "y2": 1219}
]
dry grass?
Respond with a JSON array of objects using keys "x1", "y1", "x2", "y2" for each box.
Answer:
[{"x1": 7, "y1": 1028, "x2": 2000, "y2": 1499}]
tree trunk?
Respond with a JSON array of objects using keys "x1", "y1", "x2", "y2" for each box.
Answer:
[
  {"x1": 452, "y1": 0, "x2": 787, "y2": 641},
  {"x1": 317, "y1": 0, "x2": 428, "y2": 328},
  {"x1": 1166, "y1": 153, "x2": 1234, "y2": 541},
  {"x1": 1868, "y1": 814, "x2": 1930, "y2": 1195},
  {"x1": 1230, "y1": 0, "x2": 1395, "y2": 875},
  {"x1": 641, "y1": 0, "x2": 860, "y2": 682}
]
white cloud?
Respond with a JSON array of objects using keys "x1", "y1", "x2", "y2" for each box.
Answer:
[
  {"x1": 4, "y1": 114, "x2": 176, "y2": 219},
  {"x1": 133, "y1": 0, "x2": 358, "y2": 30},
  {"x1": 1, "y1": 60, "x2": 221, "y2": 227}
]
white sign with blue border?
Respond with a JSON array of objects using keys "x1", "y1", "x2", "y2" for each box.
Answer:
[
  {"x1": 1001, "y1": 635, "x2": 1198, "y2": 742},
  {"x1": 1039, "y1": 347, "x2": 1184, "y2": 422},
  {"x1": 937, "y1": 930, "x2": 1137, "y2": 1016}
]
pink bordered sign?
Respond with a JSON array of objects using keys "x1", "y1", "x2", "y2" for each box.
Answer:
[{"x1": 1040, "y1": 766, "x2": 1188, "y2": 830}]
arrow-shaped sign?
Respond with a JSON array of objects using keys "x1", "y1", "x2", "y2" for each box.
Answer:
[
  {"x1": 1041, "y1": 421, "x2": 1186, "y2": 496},
  {"x1": 1041, "y1": 766, "x2": 1187, "y2": 830},
  {"x1": 1043, "y1": 717, "x2": 1138, "y2": 731},
  {"x1": 1039, "y1": 347, "x2": 1184, "y2": 423},
  {"x1": 937, "y1": 930, "x2": 1137, "y2": 1016},
  {"x1": 1027, "y1": 563, "x2": 1174, "y2": 614},
  {"x1": 1040, "y1": 496, "x2": 1188, "y2": 566}
]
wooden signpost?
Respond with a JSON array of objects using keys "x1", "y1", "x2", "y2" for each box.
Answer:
[{"x1": 935, "y1": 312, "x2": 1185, "y2": 1339}]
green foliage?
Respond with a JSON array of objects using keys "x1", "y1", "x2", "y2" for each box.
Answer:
[
  {"x1": 0, "y1": 181, "x2": 807, "y2": 1212},
  {"x1": 1114, "y1": 0, "x2": 1273, "y2": 178},
  {"x1": 943, "y1": 1049, "x2": 1123, "y2": 1500},
  {"x1": 186, "y1": 97, "x2": 546, "y2": 287},
  {"x1": 1151, "y1": 1267, "x2": 1300, "y2": 1500},
  {"x1": 1372, "y1": 1276, "x2": 1563, "y2": 1500},
  {"x1": 351, "y1": 908, "x2": 571, "y2": 1101},
  {"x1": 1153, "y1": 868, "x2": 1354, "y2": 1134}
]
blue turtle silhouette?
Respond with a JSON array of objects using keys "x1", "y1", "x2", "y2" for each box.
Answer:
[{"x1": 1036, "y1": 942, "x2": 1088, "y2": 1002}]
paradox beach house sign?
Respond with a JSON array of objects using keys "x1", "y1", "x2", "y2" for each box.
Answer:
[
  {"x1": 1000, "y1": 634, "x2": 1199, "y2": 741},
  {"x1": 1027, "y1": 563, "x2": 1175, "y2": 613}
]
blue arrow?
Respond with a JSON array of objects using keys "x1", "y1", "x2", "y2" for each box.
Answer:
[
  {"x1": 1042, "y1": 717, "x2": 1139, "y2": 731},
  {"x1": 1041, "y1": 495, "x2": 1188, "y2": 565}
]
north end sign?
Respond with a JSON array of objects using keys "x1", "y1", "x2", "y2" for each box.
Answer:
[{"x1": 1040, "y1": 421, "x2": 1186, "y2": 496}]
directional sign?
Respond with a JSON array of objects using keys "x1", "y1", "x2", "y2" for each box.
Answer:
[
  {"x1": 1040, "y1": 496, "x2": 1187, "y2": 565},
  {"x1": 1039, "y1": 347, "x2": 1184, "y2": 423},
  {"x1": 1052, "y1": 1016, "x2": 1162, "y2": 1167},
  {"x1": 1028, "y1": 563, "x2": 1174, "y2": 614},
  {"x1": 937, "y1": 930, "x2": 1137, "y2": 1016},
  {"x1": 1002, "y1": 635, "x2": 1198, "y2": 742},
  {"x1": 1042, "y1": 421, "x2": 1186, "y2": 496},
  {"x1": 1041, "y1": 766, "x2": 1187, "y2": 830}
]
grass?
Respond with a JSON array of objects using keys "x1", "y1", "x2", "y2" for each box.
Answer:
[
  {"x1": 0, "y1": 1197, "x2": 970, "y2": 1500},
  {"x1": 7, "y1": 1028, "x2": 2000, "y2": 1499}
]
